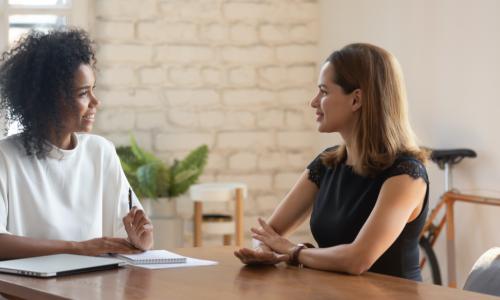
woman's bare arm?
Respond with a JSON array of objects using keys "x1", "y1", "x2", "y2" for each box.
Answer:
[
  {"x1": 266, "y1": 169, "x2": 318, "y2": 236},
  {"x1": 297, "y1": 174, "x2": 427, "y2": 274}
]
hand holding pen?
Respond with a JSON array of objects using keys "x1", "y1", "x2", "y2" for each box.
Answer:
[{"x1": 123, "y1": 187, "x2": 154, "y2": 251}]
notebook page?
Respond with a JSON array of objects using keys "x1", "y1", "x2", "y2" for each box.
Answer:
[{"x1": 116, "y1": 250, "x2": 187, "y2": 264}]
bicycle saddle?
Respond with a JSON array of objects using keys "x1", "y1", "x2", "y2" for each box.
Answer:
[{"x1": 430, "y1": 148, "x2": 477, "y2": 169}]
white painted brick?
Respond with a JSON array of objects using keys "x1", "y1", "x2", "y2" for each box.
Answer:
[
  {"x1": 205, "y1": 152, "x2": 227, "y2": 172},
  {"x1": 166, "y1": 89, "x2": 220, "y2": 108},
  {"x1": 290, "y1": 22, "x2": 319, "y2": 43},
  {"x1": 278, "y1": 88, "x2": 313, "y2": 107},
  {"x1": 98, "y1": 67, "x2": 135, "y2": 87},
  {"x1": 169, "y1": 67, "x2": 202, "y2": 86},
  {"x1": 105, "y1": 132, "x2": 153, "y2": 151},
  {"x1": 200, "y1": 23, "x2": 229, "y2": 42},
  {"x1": 222, "y1": 46, "x2": 274, "y2": 64},
  {"x1": 277, "y1": 131, "x2": 315, "y2": 149},
  {"x1": 156, "y1": 46, "x2": 215, "y2": 63},
  {"x1": 285, "y1": 110, "x2": 308, "y2": 130},
  {"x1": 286, "y1": 65, "x2": 316, "y2": 85},
  {"x1": 98, "y1": 44, "x2": 153, "y2": 64},
  {"x1": 259, "y1": 25, "x2": 288, "y2": 44},
  {"x1": 216, "y1": 174, "x2": 272, "y2": 192},
  {"x1": 139, "y1": 67, "x2": 167, "y2": 85},
  {"x1": 275, "y1": 172, "x2": 301, "y2": 190},
  {"x1": 283, "y1": 2, "x2": 318, "y2": 22},
  {"x1": 258, "y1": 152, "x2": 289, "y2": 171},
  {"x1": 228, "y1": 67, "x2": 256, "y2": 86},
  {"x1": 230, "y1": 24, "x2": 258, "y2": 45},
  {"x1": 217, "y1": 132, "x2": 274, "y2": 149},
  {"x1": 96, "y1": 109, "x2": 135, "y2": 132},
  {"x1": 222, "y1": 89, "x2": 275, "y2": 107},
  {"x1": 224, "y1": 112, "x2": 255, "y2": 129},
  {"x1": 287, "y1": 152, "x2": 313, "y2": 169},
  {"x1": 276, "y1": 45, "x2": 318, "y2": 63},
  {"x1": 136, "y1": 111, "x2": 167, "y2": 130},
  {"x1": 98, "y1": 89, "x2": 161, "y2": 108},
  {"x1": 168, "y1": 109, "x2": 198, "y2": 128},
  {"x1": 198, "y1": 174, "x2": 217, "y2": 184},
  {"x1": 256, "y1": 109, "x2": 285, "y2": 128},
  {"x1": 199, "y1": 111, "x2": 225, "y2": 128},
  {"x1": 160, "y1": 1, "x2": 222, "y2": 21},
  {"x1": 96, "y1": 0, "x2": 157, "y2": 19},
  {"x1": 201, "y1": 68, "x2": 224, "y2": 86},
  {"x1": 223, "y1": 3, "x2": 270, "y2": 22},
  {"x1": 229, "y1": 152, "x2": 258, "y2": 171},
  {"x1": 95, "y1": 21, "x2": 134, "y2": 41},
  {"x1": 255, "y1": 195, "x2": 281, "y2": 214},
  {"x1": 156, "y1": 133, "x2": 214, "y2": 151},
  {"x1": 258, "y1": 66, "x2": 286, "y2": 87},
  {"x1": 137, "y1": 22, "x2": 198, "y2": 42}
]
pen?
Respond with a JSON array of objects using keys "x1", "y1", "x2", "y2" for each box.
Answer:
[{"x1": 128, "y1": 187, "x2": 133, "y2": 211}]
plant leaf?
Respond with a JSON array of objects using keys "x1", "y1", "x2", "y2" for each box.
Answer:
[{"x1": 136, "y1": 162, "x2": 161, "y2": 199}]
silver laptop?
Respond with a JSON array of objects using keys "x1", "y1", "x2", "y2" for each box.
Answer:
[{"x1": 0, "y1": 254, "x2": 126, "y2": 278}]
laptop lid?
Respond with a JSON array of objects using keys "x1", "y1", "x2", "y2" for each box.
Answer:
[{"x1": 0, "y1": 254, "x2": 126, "y2": 278}]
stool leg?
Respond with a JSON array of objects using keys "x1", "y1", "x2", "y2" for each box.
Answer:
[
  {"x1": 235, "y1": 188, "x2": 244, "y2": 247},
  {"x1": 194, "y1": 202, "x2": 203, "y2": 247},
  {"x1": 223, "y1": 234, "x2": 232, "y2": 246}
]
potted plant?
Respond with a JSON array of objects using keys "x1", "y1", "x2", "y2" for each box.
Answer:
[{"x1": 116, "y1": 136, "x2": 209, "y2": 218}]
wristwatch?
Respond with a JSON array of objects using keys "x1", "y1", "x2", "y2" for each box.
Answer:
[{"x1": 288, "y1": 242, "x2": 315, "y2": 267}]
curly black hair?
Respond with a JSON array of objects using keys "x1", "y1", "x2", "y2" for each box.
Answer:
[{"x1": 0, "y1": 28, "x2": 96, "y2": 157}]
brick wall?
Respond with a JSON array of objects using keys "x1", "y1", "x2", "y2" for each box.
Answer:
[{"x1": 93, "y1": 0, "x2": 320, "y2": 246}]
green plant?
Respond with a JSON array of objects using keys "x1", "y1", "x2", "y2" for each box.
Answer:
[{"x1": 116, "y1": 136, "x2": 208, "y2": 200}]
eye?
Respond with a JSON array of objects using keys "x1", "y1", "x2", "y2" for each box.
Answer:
[
  {"x1": 78, "y1": 90, "x2": 89, "y2": 97},
  {"x1": 320, "y1": 89, "x2": 327, "y2": 96}
]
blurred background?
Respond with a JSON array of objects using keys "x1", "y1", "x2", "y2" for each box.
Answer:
[{"x1": 1, "y1": 0, "x2": 499, "y2": 287}]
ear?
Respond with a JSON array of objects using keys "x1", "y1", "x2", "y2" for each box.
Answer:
[{"x1": 351, "y1": 89, "x2": 362, "y2": 112}]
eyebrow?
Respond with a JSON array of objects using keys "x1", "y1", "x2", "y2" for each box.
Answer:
[
  {"x1": 75, "y1": 85, "x2": 94, "y2": 91},
  {"x1": 318, "y1": 84, "x2": 327, "y2": 89}
]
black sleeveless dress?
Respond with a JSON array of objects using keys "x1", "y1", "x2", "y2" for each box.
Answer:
[{"x1": 307, "y1": 148, "x2": 429, "y2": 281}]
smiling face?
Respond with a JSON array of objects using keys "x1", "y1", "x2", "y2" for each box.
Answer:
[
  {"x1": 61, "y1": 63, "x2": 99, "y2": 134},
  {"x1": 310, "y1": 62, "x2": 361, "y2": 134}
]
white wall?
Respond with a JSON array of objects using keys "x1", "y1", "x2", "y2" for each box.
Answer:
[
  {"x1": 92, "y1": 0, "x2": 320, "y2": 246},
  {"x1": 319, "y1": 0, "x2": 500, "y2": 287}
]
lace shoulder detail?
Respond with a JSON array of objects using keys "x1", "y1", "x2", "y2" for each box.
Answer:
[
  {"x1": 307, "y1": 147, "x2": 335, "y2": 188},
  {"x1": 386, "y1": 158, "x2": 428, "y2": 183}
]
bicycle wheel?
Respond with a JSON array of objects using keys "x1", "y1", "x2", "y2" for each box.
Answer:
[{"x1": 419, "y1": 237, "x2": 442, "y2": 285}]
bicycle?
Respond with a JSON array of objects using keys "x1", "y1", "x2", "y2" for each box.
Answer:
[{"x1": 419, "y1": 148, "x2": 500, "y2": 287}]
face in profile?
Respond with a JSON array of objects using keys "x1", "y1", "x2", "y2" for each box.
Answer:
[
  {"x1": 60, "y1": 64, "x2": 99, "y2": 133},
  {"x1": 310, "y1": 62, "x2": 361, "y2": 133}
]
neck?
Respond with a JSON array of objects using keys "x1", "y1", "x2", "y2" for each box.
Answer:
[
  {"x1": 48, "y1": 131, "x2": 74, "y2": 150},
  {"x1": 340, "y1": 130, "x2": 358, "y2": 166}
]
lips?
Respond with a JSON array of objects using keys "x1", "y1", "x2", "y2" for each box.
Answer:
[
  {"x1": 315, "y1": 111, "x2": 324, "y2": 121},
  {"x1": 82, "y1": 113, "x2": 95, "y2": 121}
]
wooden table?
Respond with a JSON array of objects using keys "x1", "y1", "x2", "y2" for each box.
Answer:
[{"x1": 0, "y1": 247, "x2": 496, "y2": 300}]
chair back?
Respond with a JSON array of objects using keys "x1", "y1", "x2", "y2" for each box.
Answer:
[{"x1": 463, "y1": 247, "x2": 500, "y2": 297}]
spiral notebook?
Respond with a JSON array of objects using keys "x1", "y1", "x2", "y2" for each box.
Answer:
[{"x1": 115, "y1": 250, "x2": 187, "y2": 264}]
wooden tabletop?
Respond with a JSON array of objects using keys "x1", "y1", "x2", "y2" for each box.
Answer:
[{"x1": 0, "y1": 246, "x2": 496, "y2": 300}]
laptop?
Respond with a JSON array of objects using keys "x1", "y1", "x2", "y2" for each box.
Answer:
[{"x1": 0, "y1": 254, "x2": 126, "y2": 278}]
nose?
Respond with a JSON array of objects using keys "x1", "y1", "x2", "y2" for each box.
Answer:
[
  {"x1": 310, "y1": 93, "x2": 319, "y2": 108},
  {"x1": 90, "y1": 91, "x2": 100, "y2": 108}
]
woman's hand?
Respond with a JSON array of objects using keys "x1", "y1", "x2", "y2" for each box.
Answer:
[
  {"x1": 123, "y1": 207, "x2": 154, "y2": 251},
  {"x1": 75, "y1": 237, "x2": 142, "y2": 256},
  {"x1": 251, "y1": 218, "x2": 296, "y2": 255},
  {"x1": 234, "y1": 245, "x2": 289, "y2": 265}
]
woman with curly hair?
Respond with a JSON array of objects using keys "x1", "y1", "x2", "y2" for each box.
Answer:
[
  {"x1": 0, "y1": 28, "x2": 153, "y2": 259},
  {"x1": 235, "y1": 43, "x2": 429, "y2": 281}
]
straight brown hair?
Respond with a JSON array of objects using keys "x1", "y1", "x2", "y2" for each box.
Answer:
[{"x1": 321, "y1": 43, "x2": 427, "y2": 176}]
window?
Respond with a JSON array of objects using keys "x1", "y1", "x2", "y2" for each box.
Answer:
[{"x1": 0, "y1": 0, "x2": 91, "y2": 135}]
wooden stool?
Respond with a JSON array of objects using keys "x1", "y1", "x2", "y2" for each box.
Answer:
[{"x1": 189, "y1": 183, "x2": 247, "y2": 247}]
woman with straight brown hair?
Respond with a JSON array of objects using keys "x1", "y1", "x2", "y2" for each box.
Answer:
[{"x1": 234, "y1": 43, "x2": 429, "y2": 281}]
